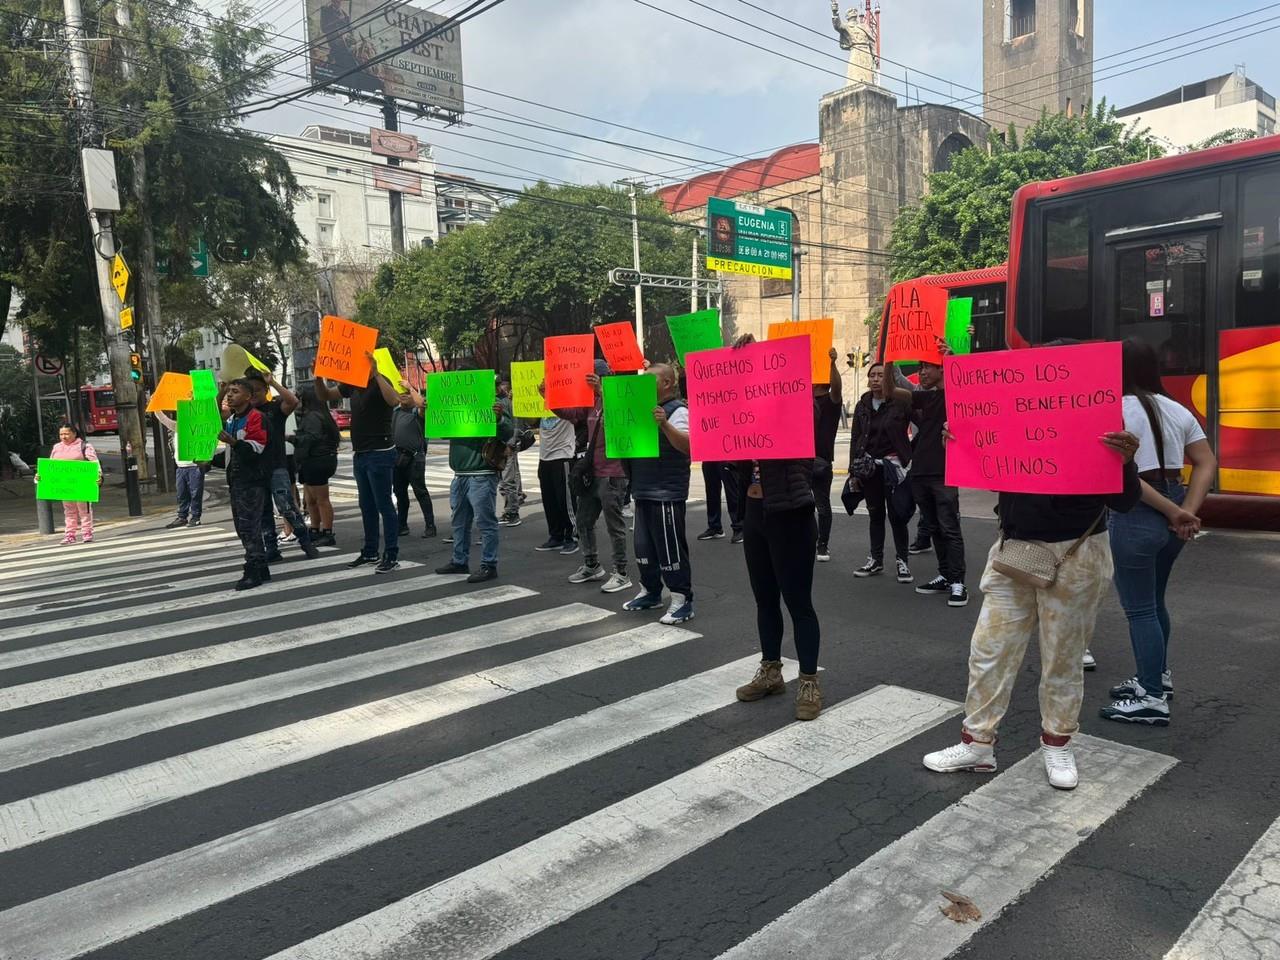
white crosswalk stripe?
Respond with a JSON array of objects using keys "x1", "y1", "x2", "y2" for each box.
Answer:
[{"x1": 0, "y1": 522, "x2": 1256, "y2": 960}]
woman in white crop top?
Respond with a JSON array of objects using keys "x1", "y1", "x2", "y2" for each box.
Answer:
[{"x1": 1100, "y1": 339, "x2": 1216, "y2": 728}]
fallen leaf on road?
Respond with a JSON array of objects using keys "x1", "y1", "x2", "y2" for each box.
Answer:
[{"x1": 939, "y1": 890, "x2": 982, "y2": 923}]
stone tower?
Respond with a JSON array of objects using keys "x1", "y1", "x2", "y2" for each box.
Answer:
[{"x1": 983, "y1": 0, "x2": 1093, "y2": 133}]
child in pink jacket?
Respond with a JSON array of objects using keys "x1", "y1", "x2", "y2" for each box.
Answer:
[{"x1": 45, "y1": 423, "x2": 102, "y2": 543}]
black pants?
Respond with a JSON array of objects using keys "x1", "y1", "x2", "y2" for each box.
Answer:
[
  {"x1": 910, "y1": 476, "x2": 965, "y2": 584},
  {"x1": 813, "y1": 460, "x2": 834, "y2": 547},
  {"x1": 703, "y1": 461, "x2": 742, "y2": 533},
  {"x1": 538, "y1": 458, "x2": 574, "y2": 542},
  {"x1": 743, "y1": 498, "x2": 820, "y2": 675},
  {"x1": 863, "y1": 468, "x2": 910, "y2": 563},
  {"x1": 230, "y1": 483, "x2": 266, "y2": 564},
  {"x1": 633, "y1": 499, "x2": 692, "y2": 599},
  {"x1": 394, "y1": 452, "x2": 435, "y2": 528}
]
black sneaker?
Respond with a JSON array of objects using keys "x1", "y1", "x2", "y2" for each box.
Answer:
[
  {"x1": 375, "y1": 555, "x2": 400, "y2": 574},
  {"x1": 697, "y1": 528, "x2": 725, "y2": 541},
  {"x1": 536, "y1": 538, "x2": 566, "y2": 552},
  {"x1": 467, "y1": 564, "x2": 497, "y2": 583},
  {"x1": 189, "y1": 519, "x2": 202, "y2": 527},
  {"x1": 1109, "y1": 673, "x2": 1174, "y2": 701},
  {"x1": 730, "y1": 530, "x2": 744, "y2": 544},
  {"x1": 264, "y1": 551, "x2": 284, "y2": 564},
  {"x1": 915, "y1": 575, "x2": 949, "y2": 596},
  {"x1": 1099, "y1": 694, "x2": 1170, "y2": 726},
  {"x1": 948, "y1": 583, "x2": 970, "y2": 607},
  {"x1": 317, "y1": 531, "x2": 336, "y2": 547},
  {"x1": 423, "y1": 523, "x2": 437, "y2": 538},
  {"x1": 347, "y1": 553, "x2": 378, "y2": 568},
  {"x1": 908, "y1": 537, "x2": 932, "y2": 555},
  {"x1": 399, "y1": 525, "x2": 410, "y2": 536},
  {"x1": 854, "y1": 557, "x2": 883, "y2": 577},
  {"x1": 301, "y1": 542, "x2": 320, "y2": 560},
  {"x1": 165, "y1": 517, "x2": 188, "y2": 529},
  {"x1": 435, "y1": 561, "x2": 469, "y2": 574}
]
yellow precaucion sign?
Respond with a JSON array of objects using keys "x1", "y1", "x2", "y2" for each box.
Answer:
[
  {"x1": 705, "y1": 255, "x2": 792, "y2": 281},
  {"x1": 111, "y1": 253, "x2": 130, "y2": 303},
  {"x1": 119, "y1": 306, "x2": 134, "y2": 330}
]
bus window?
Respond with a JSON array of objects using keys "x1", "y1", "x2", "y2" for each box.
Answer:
[
  {"x1": 1043, "y1": 203, "x2": 1091, "y2": 342},
  {"x1": 965, "y1": 283, "x2": 1005, "y2": 351},
  {"x1": 1237, "y1": 168, "x2": 1280, "y2": 328},
  {"x1": 1113, "y1": 234, "x2": 1208, "y2": 376}
]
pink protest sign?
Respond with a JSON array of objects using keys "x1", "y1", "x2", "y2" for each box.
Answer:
[
  {"x1": 943, "y1": 342, "x2": 1125, "y2": 494},
  {"x1": 687, "y1": 335, "x2": 815, "y2": 461}
]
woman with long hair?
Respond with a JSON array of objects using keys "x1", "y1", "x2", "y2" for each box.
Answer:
[
  {"x1": 1099, "y1": 338, "x2": 1216, "y2": 725},
  {"x1": 292, "y1": 386, "x2": 341, "y2": 547},
  {"x1": 847, "y1": 361, "x2": 914, "y2": 583}
]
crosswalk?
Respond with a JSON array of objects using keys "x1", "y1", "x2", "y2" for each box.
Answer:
[{"x1": 0, "y1": 523, "x2": 1276, "y2": 960}]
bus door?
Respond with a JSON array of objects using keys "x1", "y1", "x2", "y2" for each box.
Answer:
[{"x1": 1104, "y1": 220, "x2": 1220, "y2": 485}]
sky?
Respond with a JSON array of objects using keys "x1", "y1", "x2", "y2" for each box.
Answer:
[{"x1": 215, "y1": 0, "x2": 1280, "y2": 191}]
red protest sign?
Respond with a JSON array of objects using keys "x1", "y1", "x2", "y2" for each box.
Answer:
[
  {"x1": 882, "y1": 282, "x2": 948, "y2": 365},
  {"x1": 687, "y1": 335, "x2": 814, "y2": 461},
  {"x1": 594, "y1": 322, "x2": 645, "y2": 372},
  {"x1": 313, "y1": 315, "x2": 378, "y2": 387},
  {"x1": 543, "y1": 334, "x2": 595, "y2": 408},
  {"x1": 943, "y1": 342, "x2": 1125, "y2": 494}
]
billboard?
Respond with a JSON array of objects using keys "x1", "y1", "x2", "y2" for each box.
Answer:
[{"x1": 304, "y1": 0, "x2": 464, "y2": 114}]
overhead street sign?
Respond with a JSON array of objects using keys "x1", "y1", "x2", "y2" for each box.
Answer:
[
  {"x1": 157, "y1": 239, "x2": 209, "y2": 277},
  {"x1": 608, "y1": 268, "x2": 722, "y2": 294},
  {"x1": 110, "y1": 253, "x2": 130, "y2": 303},
  {"x1": 704, "y1": 197, "x2": 793, "y2": 281},
  {"x1": 34, "y1": 355, "x2": 63, "y2": 377}
]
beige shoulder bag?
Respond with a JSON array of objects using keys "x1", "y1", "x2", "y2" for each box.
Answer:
[{"x1": 992, "y1": 509, "x2": 1106, "y2": 589}]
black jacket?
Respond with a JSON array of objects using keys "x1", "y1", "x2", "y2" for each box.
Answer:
[
  {"x1": 849, "y1": 392, "x2": 912, "y2": 467},
  {"x1": 626, "y1": 398, "x2": 691, "y2": 501},
  {"x1": 734, "y1": 458, "x2": 815, "y2": 513},
  {"x1": 997, "y1": 461, "x2": 1142, "y2": 543}
]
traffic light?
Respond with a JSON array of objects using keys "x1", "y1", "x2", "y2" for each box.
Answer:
[
  {"x1": 214, "y1": 241, "x2": 256, "y2": 263},
  {"x1": 129, "y1": 351, "x2": 143, "y2": 382}
]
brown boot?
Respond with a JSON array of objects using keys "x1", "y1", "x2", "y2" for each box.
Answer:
[
  {"x1": 736, "y1": 659, "x2": 785, "y2": 702},
  {"x1": 794, "y1": 673, "x2": 822, "y2": 721}
]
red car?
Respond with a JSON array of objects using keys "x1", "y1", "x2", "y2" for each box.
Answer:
[{"x1": 332, "y1": 408, "x2": 351, "y2": 430}]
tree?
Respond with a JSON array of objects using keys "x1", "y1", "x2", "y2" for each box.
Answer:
[
  {"x1": 1191, "y1": 127, "x2": 1257, "y2": 151},
  {"x1": 887, "y1": 103, "x2": 1162, "y2": 282}
]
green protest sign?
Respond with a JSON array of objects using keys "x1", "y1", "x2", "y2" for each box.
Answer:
[
  {"x1": 945, "y1": 297, "x2": 974, "y2": 356},
  {"x1": 602, "y1": 374, "x2": 658, "y2": 459},
  {"x1": 426, "y1": 370, "x2": 497, "y2": 438},
  {"x1": 177, "y1": 396, "x2": 222, "y2": 461},
  {"x1": 666, "y1": 309, "x2": 723, "y2": 365},
  {"x1": 190, "y1": 368, "x2": 218, "y2": 400},
  {"x1": 36, "y1": 458, "x2": 100, "y2": 502}
]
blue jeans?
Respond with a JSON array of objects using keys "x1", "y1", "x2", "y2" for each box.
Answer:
[
  {"x1": 175, "y1": 465, "x2": 204, "y2": 521},
  {"x1": 354, "y1": 448, "x2": 398, "y2": 560},
  {"x1": 450, "y1": 473, "x2": 500, "y2": 569},
  {"x1": 1109, "y1": 481, "x2": 1186, "y2": 697},
  {"x1": 262, "y1": 466, "x2": 313, "y2": 551}
]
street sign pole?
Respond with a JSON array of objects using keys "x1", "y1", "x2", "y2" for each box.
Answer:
[
  {"x1": 383, "y1": 98, "x2": 406, "y2": 256},
  {"x1": 627, "y1": 183, "x2": 644, "y2": 351}
]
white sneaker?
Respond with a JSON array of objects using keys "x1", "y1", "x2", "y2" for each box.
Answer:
[
  {"x1": 922, "y1": 735, "x2": 996, "y2": 774},
  {"x1": 816, "y1": 544, "x2": 831, "y2": 562},
  {"x1": 1082, "y1": 649, "x2": 1097, "y2": 671},
  {"x1": 659, "y1": 592, "x2": 694, "y2": 624},
  {"x1": 600, "y1": 572, "x2": 632, "y2": 594},
  {"x1": 896, "y1": 558, "x2": 913, "y2": 583},
  {"x1": 568, "y1": 564, "x2": 606, "y2": 584},
  {"x1": 1041, "y1": 740, "x2": 1078, "y2": 790}
]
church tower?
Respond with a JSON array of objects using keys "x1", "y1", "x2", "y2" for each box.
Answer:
[{"x1": 983, "y1": 0, "x2": 1093, "y2": 132}]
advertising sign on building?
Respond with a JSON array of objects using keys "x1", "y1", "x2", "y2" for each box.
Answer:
[
  {"x1": 304, "y1": 0, "x2": 464, "y2": 114},
  {"x1": 704, "y1": 197, "x2": 793, "y2": 281}
]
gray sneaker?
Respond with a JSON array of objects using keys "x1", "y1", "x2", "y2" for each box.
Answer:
[
  {"x1": 600, "y1": 572, "x2": 632, "y2": 593},
  {"x1": 568, "y1": 563, "x2": 606, "y2": 584}
]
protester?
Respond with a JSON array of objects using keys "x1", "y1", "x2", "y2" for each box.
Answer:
[
  {"x1": 848, "y1": 361, "x2": 914, "y2": 582},
  {"x1": 243, "y1": 370, "x2": 318, "y2": 563},
  {"x1": 1100, "y1": 338, "x2": 1216, "y2": 726},
  {"x1": 813, "y1": 346, "x2": 843, "y2": 562},
  {"x1": 922, "y1": 403, "x2": 1143, "y2": 790},
  {"x1": 292, "y1": 386, "x2": 340, "y2": 547},
  {"x1": 548, "y1": 362, "x2": 632, "y2": 594},
  {"x1": 697, "y1": 461, "x2": 742, "y2": 543},
  {"x1": 217, "y1": 379, "x2": 271, "y2": 590},
  {"x1": 40, "y1": 423, "x2": 102, "y2": 544},
  {"x1": 622, "y1": 363, "x2": 694, "y2": 624},
  {"x1": 316, "y1": 355, "x2": 404, "y2": 572},
  {"x1": 496, "y1": 378, "x2": 525, "y2": 527},
  {"x1": 890, "y1": 346, "x2": 968, "y2": 606},
  {"x1": 391, "y1": 390, "x2": 436, "y2": 539},
  {"x1": 154, "y1": 410, "x2": 204, "y2": 529},
  {"x1": 428, "y1": 384, "x2": 514, "y2": 583},
  {"x1": 536, "y1": 411, "x2": 578, "y2": 553},
  {"x1": 728, "y1": 336, "x2": 823, "y2": 719}
]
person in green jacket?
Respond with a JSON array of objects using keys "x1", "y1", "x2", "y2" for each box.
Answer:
[{"x1": 421, "y1": 381, "x2": 514, "y2": 583}]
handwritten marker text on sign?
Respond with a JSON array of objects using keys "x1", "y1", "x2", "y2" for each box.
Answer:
[
  {"x1": 766, "y1": 317, "x2": 834, "y2": 385},
  {"x1": 602, "y1": 374, "x2": 659, "y2": 459},
  {"x1": 594, "y1": 322, "x2": 646, "y2": 373},
  {"x1": 883, "y1": 282, "x2": 948, "y2": 365},
  {"x1": 36, "y1": 458, "x2": 100, "y2": 503},
  {"x1": 511, "y1": 361, "x2": 552, "y2": 419},
  {"x1": 943, "y1": 342, "x2": 1125, "y2": 495},
  {"x1": 666, "y1": 309, "x2": 723, "y2": 366},
  {"x1": 687, "y1": 335, "x2": 815, "y2": 461},
  {"x1": 313, "y1": 315, "x2": 378, "y2": 387},
  {"x1": 425, "y1": 370, "x2": 497, "y2": 439},
  {"x1": 543, "y1": 335, "x2": 595, "y2": 408}
]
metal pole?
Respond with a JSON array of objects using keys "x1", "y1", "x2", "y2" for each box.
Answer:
[
  {"x1": 62, "y1": 0, "x2": 144, "y2": 515},
  {"x1": 690, "y1": 235, "x2": 698, "y2": 312},
  {"x1": 628, "y1": 183, "x2": 644, "y2": 350},
  {"x1": 383, "y1": 99, "x2": 406, "y2": 256},
  {"x1": 791, "y1": 247, "x2": 802, "y2": 321}
]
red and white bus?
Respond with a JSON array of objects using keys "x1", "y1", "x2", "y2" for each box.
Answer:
[
  {"x1": 878, "y1": 133, "x2": 1280, "y2": 527},
  {"x1": 77, "y1": 384, "x2": 118, "y2": 435}
]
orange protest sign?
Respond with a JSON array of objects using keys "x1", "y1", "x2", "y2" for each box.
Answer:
[
  {"x1": 145, "y1": 372, "x2": 193, "y2": 412},
  {"x1": 594, "y1": 321, "x2": 646, "y2": 372},
  {"x1": 767, "y1": 317, "x2": 835, "y2": 384},
  {"x1": 882, "y1": 282, "x2": 948, "y2": 365},
  {"x1": 313, "y1": 315, "x2": 378, "y2": 387}
]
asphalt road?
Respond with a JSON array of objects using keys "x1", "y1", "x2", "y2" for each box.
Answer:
[{"x1": 0, "y1": 477, "x2": 1275, "y2": 960}]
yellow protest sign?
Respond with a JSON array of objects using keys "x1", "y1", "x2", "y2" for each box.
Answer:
[
  {"x1": 373, "y1": 347, "x2": 406, "y2": 392},
  {"x1": 111, "y1": 253, "x2": 130, "y2": 303},
  {"x1": 511, "y1": 360, "x2": 552, "y2": 419},
  {"x1": 119, "y1": 306, "x2": 134, "y2": 330}
]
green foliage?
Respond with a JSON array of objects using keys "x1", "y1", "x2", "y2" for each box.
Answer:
[
  {"x1": 356, "y1": 183, "x2": 692, "y2": 364},
  {"x1": 1191, "y1": 127, "x2": 1258, "y2": 151},
  {"x1": 888, "y1": 103, "x2": 1163, "y2": 282}
]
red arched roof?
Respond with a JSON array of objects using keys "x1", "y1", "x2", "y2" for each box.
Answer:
[{"x1": 657, "y1": 143, "x2": 820, "y2": 213}]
